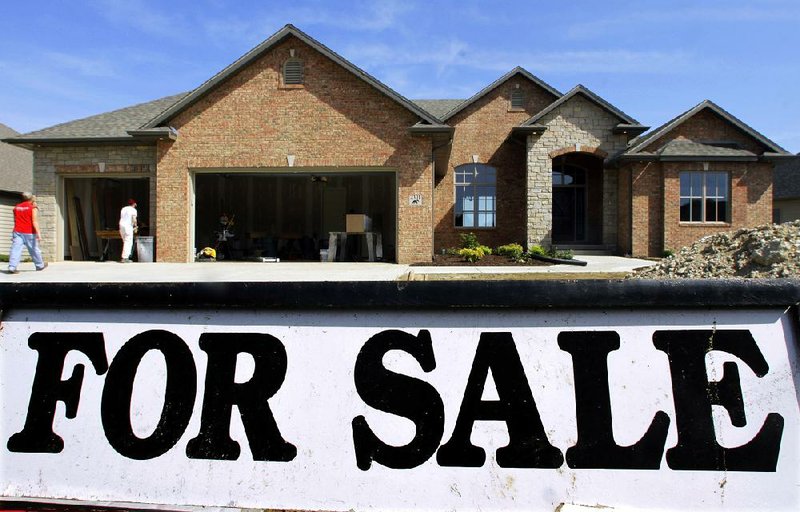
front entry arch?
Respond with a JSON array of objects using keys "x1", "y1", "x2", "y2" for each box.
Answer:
[{"x1": 551, "y1": 153, "x2": 604, "y2": 244}]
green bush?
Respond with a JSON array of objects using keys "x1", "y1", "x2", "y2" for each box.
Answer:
[
  {"x1": 457, "y1": 247, "x2": 487, "y2": 262},
  {"x1": 459, "y1": 232, "x2": 480, "y2": 249},
  {"x1": 496, "y1": 243, "x2": 524, "y2": 260},
  {"x1": 527, "y1": 245, "x2": 546, "y2": 256},
  {"x1": 548, "y1": 247, "x2": 573, "y2": 260},
  {"x1": 662, "y1": 249, "x2": 675, "y2": 258}
]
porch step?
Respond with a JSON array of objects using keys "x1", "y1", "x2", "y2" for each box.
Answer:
[{"x1": 552, "y1": 244, "x2": 616, "y2": 256}]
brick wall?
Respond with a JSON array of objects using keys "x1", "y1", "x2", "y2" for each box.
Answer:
[
  {"x1": 628, "y1": 162, "x2": 663, "y2": 257},
  {"x1": 645, "y1": 109, "x2": 768, "y2": 154},
  {"x1": 155, "y1": 35, "x2": 432, "y2": 263},
  {"x1": 662, "y1": 162, "x2": 772, "y2": 254},
  {"x1": 432, "y1": 76, "x2": 556, "y2": 252},
  {"x1": 625, "y1": 161, "x2": 773, "y2": 257},
  {"x1": 32, "y1": 145, "x2": 156, "y2": 261}
]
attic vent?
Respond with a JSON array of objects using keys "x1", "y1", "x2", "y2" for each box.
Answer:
[
  {"x1": 283, "y1": 58, "x2": 304, "y2": 85},
  {"x1": 510, "y1": 89, "x2": 524, "y2": 109}
]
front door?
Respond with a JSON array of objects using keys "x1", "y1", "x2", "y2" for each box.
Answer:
[{"x1": 552, "y1": 164, "x2": 586, "y2": 243}]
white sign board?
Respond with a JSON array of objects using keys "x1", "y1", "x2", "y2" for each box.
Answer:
[{"x1": 1, "y1": 308, "x2": 798, "y2": 511}]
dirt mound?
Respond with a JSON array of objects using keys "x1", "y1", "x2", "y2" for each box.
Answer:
[{"x1": 632, "y1": 220, "x2": 800, "y2": 279}]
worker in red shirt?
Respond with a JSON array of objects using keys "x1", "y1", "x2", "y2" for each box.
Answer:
[{"x1": 7, "y1": 192, "x2": 47, "y2": 273}]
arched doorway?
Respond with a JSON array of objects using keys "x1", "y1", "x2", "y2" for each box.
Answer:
[{"x1": 551, "y1": 153, "x2": 604, "y2": 244}]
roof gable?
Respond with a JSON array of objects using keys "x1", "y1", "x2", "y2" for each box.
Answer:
[
  {"x1": 522, "y1": 84, "x2": 643, "y2": 129},
  {"x1": 626, "y1": 100, "x2": 788, "y2": 155},
  {"x1": 438, "y1": 67, "x2": 561, "y2": 122},
  {"x1": 143, "y1": 24, "x2": 443, "y2": 129}
]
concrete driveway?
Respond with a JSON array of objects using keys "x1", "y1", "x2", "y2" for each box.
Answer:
[{"x1": 0, "y1": 256, "x2": 655, "y2": 283}]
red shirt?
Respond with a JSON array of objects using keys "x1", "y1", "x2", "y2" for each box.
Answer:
[{"x1": 13, "y1": 200, "x2": 36, "y2": 234}]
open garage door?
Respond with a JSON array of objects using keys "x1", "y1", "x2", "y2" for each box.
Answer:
[{"x1": 193, "y1": 171, "x2": 396, "y2": 262}]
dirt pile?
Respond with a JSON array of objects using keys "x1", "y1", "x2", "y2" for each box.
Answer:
[{"x1": 632, "y1": 221, "x2": 800, "y2": 279}]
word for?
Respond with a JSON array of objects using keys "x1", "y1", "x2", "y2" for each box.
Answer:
[{"x1": 6, "y1": 329, "x2": 784, "y2": 471}]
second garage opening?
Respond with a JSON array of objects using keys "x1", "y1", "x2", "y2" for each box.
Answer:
[{"x1": 193, "y1": 171, "x2": 396, "y2": 262}]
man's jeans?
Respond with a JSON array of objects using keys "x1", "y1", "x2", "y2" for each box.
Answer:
[{"x1": 8, "y1": 231, "x2": 45, "y2": 271}]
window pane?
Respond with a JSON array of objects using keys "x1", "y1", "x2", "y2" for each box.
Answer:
[
  {"x1": 705, "y1": 198, "x2": 717, "y2": 222},
  {"x1": 691, "y1": 173, "x2": 702, "y2": 196},
  {"x1": 691, "y1": 198, "x2": 702, "y2": 222},
  {"x1": 553, "y1": 171, "x2": 562, "y2": 185},
  {"x1": 462, "y1": 212, "x2": 474, "y2": 227},
  {"x1": 717, "y1": 199, "x2": 728, "y2": 222},
  {"x1": 680, "y1": 198, "x2": 691, "y2": 221},
  {"x1": 455, "y1": 213, "x2": 464, "y2": 227},
  {"x1": 680, "y1": 174, "x2": 691, "y2": 197}
]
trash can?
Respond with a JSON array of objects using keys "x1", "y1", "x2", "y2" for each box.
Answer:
[{"x1": 136, "y1": 236, "x2": 155, "y2": 262}]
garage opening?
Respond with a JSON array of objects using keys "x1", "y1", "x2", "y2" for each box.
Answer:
[
  {"x1": 63, "y1": 177, "x2": 150, "y2": 261},
  {"x1": 193, "y1": 171, "x2": 396, "y2": 262}
]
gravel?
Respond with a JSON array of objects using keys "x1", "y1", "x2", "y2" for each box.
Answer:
[{"x1": 631, "y1": 220, "x2": 800, "y2": 279}]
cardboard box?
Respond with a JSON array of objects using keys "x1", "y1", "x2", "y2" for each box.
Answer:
[{"x1": 346, "y1": 214, "x2": 372, "y2": 232}]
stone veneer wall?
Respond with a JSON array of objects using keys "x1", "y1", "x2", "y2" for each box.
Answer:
[
  {"x1": 526, "y1": 95, "x2": 630, "y2": 247},
  {"x1": 32, "y1": 145, "x2": 156, "y2": 261}
]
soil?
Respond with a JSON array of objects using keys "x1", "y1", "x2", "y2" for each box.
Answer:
[{"x1": 411, "y1": 253, "x2": 551, "y2": 267}]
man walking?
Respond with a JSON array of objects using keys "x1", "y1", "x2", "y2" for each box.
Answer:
[
  {"x1": 119, "y1": 199, "x2": 138, "y2": 263},
  {"x1": 7, "y1": 192, "x2": 47, "y2": 273}
]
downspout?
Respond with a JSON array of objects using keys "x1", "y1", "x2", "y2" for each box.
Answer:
[{"x1": 431, "y1": 137, "x2": 452, "y2": 260}]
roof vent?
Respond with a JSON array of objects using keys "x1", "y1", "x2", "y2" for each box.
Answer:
[
  {"x1": 510, "y1": 89, "x2": 524, "y2": 109},
  {"x1": 283, "y1": 58, "x2": 304, "y2": 85}
]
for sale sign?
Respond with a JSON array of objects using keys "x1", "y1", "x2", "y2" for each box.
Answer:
[{"x1": 1, "y1": 307, "x2": 798, "y2": 511}]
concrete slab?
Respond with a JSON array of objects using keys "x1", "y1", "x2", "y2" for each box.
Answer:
[
  {"x1": 0, "y1": 256, "x2": 655, "y2": 283},
  {"x1": 409, "y1": 255, "x2": 655, "y2": 275}
]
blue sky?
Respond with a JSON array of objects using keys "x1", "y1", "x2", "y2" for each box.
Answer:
[{"x1": 1, "y1": 0, "x2": 798, "y2": 152}]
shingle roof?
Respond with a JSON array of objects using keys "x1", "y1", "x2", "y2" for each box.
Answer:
[
  {"x1": 6, "y1": 93, "x2": 187, "y2": 142},
  {"x1": 438, "y1": 67, "x2": 561, "y2": 122},
  {"x1": 656, "y1": 140, "x2": 757, "y2": 159},
  {"x1": 774, "y1": 155, "x2": 800, "y2": 199},
  {"x1": 625, "y1": 99, "x2": 788, "y2": 156},
  {"x1": 412, "y1": 99, "x2": 465, "y2": 120},
  {"x1": 0, "y1": 123, "x2": 32, "y2": 192},
  {"x1": 145, "y1": 24, "x2": 444, "y2": 128}
]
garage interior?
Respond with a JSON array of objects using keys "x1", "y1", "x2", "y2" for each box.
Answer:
[
  {"x1": 63, "y1": 177, "x2": 149, "y2": 261},
  {"x1": 193, "y1": 171, "x2": 396, "y2": 262}
]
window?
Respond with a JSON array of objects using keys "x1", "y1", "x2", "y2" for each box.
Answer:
[
  {"x1": 283, "y1": 58, "x2": 304, "y2": 85},
  {"x1": 679, "y1": 171, "x2": 729, "y2": 222},
  {"x1": 455, "y1": 164, "x2": 496, "y2": 228},
  {"x1": 510, "y1": 89, "x2": 524, "y2": 109}
]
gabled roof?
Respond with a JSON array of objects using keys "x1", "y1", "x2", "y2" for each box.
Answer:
[
  {"x1": 437, "y1": 67, "x2": 561, "y2": 122},
  {"x1": 4, "y1": 93, "x2": 188, "y2": 145},
  {"x1": 521, "y1": 84, "x2": 646, "y2": 133},
  {"x1": 625, "y1": 99, "x2": 788, "y2": 155},
  {"x1": 0, "y1": 123, "x2": 32, "y2": 192},
  {"x1": 144, "y1": 24, "x2": 444, "y2": 129},
  {"x1": 413, "y1": 99, "x2": 466, "y2": 120}
]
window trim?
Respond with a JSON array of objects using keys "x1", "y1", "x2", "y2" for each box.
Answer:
[
  {"x1": 678, "y1": 170, "x2": 731, "y2": 224},
  {"x1": 454, "y1": 163, "x2": 497, "y2": 229}
]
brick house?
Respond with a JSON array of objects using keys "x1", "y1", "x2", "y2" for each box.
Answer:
[{"x1": 4, "y1": 25, "x2": 794, "y2": 263}]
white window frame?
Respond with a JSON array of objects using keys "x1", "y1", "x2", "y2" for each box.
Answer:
[
  {"x1": 454, "y1": 163, "x2": 496, "y2": 229},
  {"x1": 679, "y1": 171, "x2": 730, "y2": 223}
]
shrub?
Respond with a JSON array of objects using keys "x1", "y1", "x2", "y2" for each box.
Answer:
[
  {"x1": 496, "y1": 243, "x2": 524, "y2": 260},
  {"x1": 549, "y1": 247, "x2": 574, "y2": 260},
  {"x1": 457, "y1": 247, "x2": 487, "y2": 262},
  {"x1": 662, "y1": 249, "x2": 675, "y2": 258},
  {"x1": 527, "y1": 245, "x2": 546, "y2": 256},
  {"x1": 459, "y1": 232, "x2": 480, "y2": 249}
]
